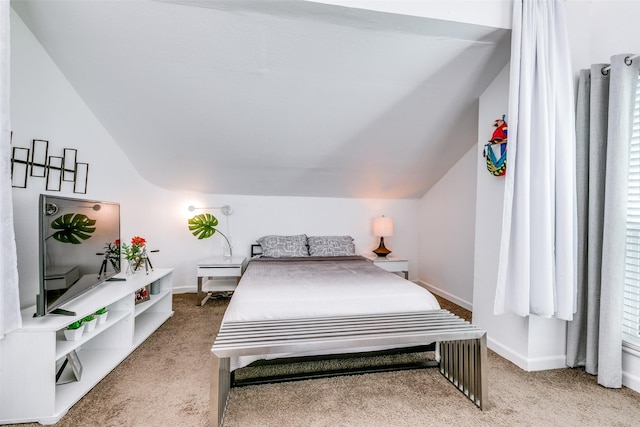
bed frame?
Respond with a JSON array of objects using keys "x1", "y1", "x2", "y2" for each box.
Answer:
[
  {"x1": 250, "y1": 243, "x2": 262, "y2": 257},
  {"x1": 241, "y1": 244, "x2": 434, "y2": 383},
  {"x1": 230, "y1": 344, "x2": 437, "y2": 387},
  {"x1": 210, "y1": 310, "x2": 487, "y2": 426}
]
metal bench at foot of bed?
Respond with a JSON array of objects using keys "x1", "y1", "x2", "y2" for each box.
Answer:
[{"x1": 210, "y1": 310, "x2": 487, "y2": 427}]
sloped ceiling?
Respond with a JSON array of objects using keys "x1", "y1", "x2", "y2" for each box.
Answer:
[{"x1": 12, "y1": 0, "x2": 510, "y2": 199}]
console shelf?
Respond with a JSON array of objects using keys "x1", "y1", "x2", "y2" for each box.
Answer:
[
  {"x1": 54, "y1": 309, "x2": 129, "y2": 360},
  {"x1": 0, "y1": 269, "x2": 173, "y2": 425}
]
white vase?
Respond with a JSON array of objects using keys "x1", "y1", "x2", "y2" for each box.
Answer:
[
  {"x1": 95, "y1": 312, "x2": 109, "y2": 326},
  {"x1": 63, "y1": 325, "x2": 85, "y2": 341},
  {"x1": 83, "y1": 318, "x2": 97, "y2": 333},
  {"x1": 126, "y1": 260, "x2": 136, "y2": 275}
]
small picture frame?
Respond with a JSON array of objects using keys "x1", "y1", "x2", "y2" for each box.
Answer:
[
  {"x1": 135, "y1": 285, "x2": 150, "y2": 304},
  {"x1": 46, "y1": 155, "x2": 63, "y2": 191},
  {"x1": 62, "y1": 148, "x2": 77, "y2": 182},
  {"x1": 30, "y1": 139, "x2": 49, "y2": 177},
  {"x1": 73, "y1": 162, "x2": 89, "y2": 194},
  {"x1": 11, "y1": 146, "x2": 29, "y2": 188},
  {"x1": 56, "y1": 350, "x2": 83, "y2": 384},
  {"x1": 67, "y1": 349, "x2": 83, "y2": 380}
]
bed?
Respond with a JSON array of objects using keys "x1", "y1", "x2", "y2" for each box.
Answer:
[
  {"x1": 211, "y1": 236, "x2": 487, "y2": 425},
  {"x1": 224, "y1": 255, "x2": 442, "y2": 370},
  {"x1": 221, "y1": 235, "x2": 441, "y2": 371}
]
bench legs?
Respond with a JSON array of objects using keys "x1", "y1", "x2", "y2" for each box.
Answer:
[
  {"x1": 210, "y1": 355, "x2": 230, "y2": 427},
  {"x1": 439, "y1": 334, "x2": 487, "y2": 410}
]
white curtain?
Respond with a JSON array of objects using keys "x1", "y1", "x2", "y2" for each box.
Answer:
[
  {"x1": 494, "y1": 0, "x2": 577, "y2": 320},
  {"x1": 566, "y1": 54, "x2": 639, "y2": 388},
  {"x1": 0, "y1": 0, "x2": 21, "y2": 339}
]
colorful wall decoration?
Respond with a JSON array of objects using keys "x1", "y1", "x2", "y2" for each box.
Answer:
[{"x1": 483, "y1": 116, "x2": 507, "y2": 176}]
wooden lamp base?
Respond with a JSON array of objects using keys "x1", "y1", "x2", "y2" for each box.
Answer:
[{"x1": 372, "y1": 237, "x2": 391, "y2": 257}]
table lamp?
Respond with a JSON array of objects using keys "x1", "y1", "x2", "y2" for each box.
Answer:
[{"x1": 372, "y1": 215, "x2": 393, "y2": 257}]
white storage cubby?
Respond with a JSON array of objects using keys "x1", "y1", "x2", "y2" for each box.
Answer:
[{"x1": 0, "y1": 268, "x2": 173, "y2": 425}]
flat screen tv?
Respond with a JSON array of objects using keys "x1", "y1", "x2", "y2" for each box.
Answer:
[{"x1": 37, "y1": 194, "x2": 121, "y2": 317}]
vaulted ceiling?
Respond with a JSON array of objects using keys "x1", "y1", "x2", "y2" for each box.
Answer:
[{"x1": 12, "y1": 0, "x2": 510, "y2": 199}]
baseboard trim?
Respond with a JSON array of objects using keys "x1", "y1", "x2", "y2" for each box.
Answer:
[
  {"x1": 623, "y1": 370, "x2": 640, "y2": 393},
  {"x1": 415, "y1": 280, "x2": 473, "y2": 311},
  {"x1": 172, "y1": 285, "x2": 195, "y2": 294},
  {"x1": 623, "y1": 345, "x2": 640, "y2": 393},
  {"x1": 409, "y1": 281, "x2": 571, "y2": 372},
  {"x1": 487, "y1": 335, "x2": 567, "y2": 372},
  {"x1": 525, "y1": 355, "x2": 568, "y2": 371},
  {"x1": 486, "y1": 336, "x2": 528, "y2": 370}
]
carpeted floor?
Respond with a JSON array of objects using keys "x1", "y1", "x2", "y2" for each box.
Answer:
[{"x1": 7, "y1": 293, "x2": 640, "y2": 426}]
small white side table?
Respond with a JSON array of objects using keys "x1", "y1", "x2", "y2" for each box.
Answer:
[
  {"x1": 362, "y1": 253, "x2": 409, "y2": 279},
  {"x1": 197, "y1": 256, "x2": 246, "y2": 306}
]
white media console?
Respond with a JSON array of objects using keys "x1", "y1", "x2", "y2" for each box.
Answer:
[{"x1": 0, "y1": 268, "x2": 174, "y2": 425}]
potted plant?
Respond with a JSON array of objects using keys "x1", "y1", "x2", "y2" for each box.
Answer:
[
  {"x1": 81, "y1": 314, "x2": 96, "y2": 333},
  {"x1": 63, "y1": 320, "x2": 85, "y2": 341},
  {"x1": 94, "y1": 307, "x2": 109, "y2": 326},
  {"x1": 121, "y1": 236, "x2": 147, "y2": 275}
]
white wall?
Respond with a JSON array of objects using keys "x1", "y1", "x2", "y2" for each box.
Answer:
[
  {"x1": 565, "y1": 0, "x2": 640, "y2": 76},
  {"x1": 417, "y1": 145, "x2": 477, "y2": 310},
  {"x1": 471, "y1": 64, "x2": 529, "y2": 367},
  {"x1": 10, "y1": 10, "x2": 420, "y2": 309},
  {"x1": 471, "y1": 64, "x2": 568, "y2": 371}
]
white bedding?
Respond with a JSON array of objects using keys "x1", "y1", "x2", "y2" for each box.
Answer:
[{"x1": 222, "y1": 256, "x2": 441, "y2": 370}]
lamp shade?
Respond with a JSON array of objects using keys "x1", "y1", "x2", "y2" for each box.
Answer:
[{"x1": 373, "y1": 216, "x2": 393, "y2": 237}]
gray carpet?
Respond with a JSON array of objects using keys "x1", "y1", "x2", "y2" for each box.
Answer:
[{"x1": 8, "y1": 294, "x2": 640, "y2": 426}]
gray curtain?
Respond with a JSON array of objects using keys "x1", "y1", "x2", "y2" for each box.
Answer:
[{"x1": 567, "y1": 54, "x2": 640, "y2": 388}]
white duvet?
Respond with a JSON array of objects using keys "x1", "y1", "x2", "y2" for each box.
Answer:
[{"x1": 222, "y1": 256, "x2": 441, "y2": 370}]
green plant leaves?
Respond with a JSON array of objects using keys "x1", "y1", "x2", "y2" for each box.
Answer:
[
  {"x1": 50, "y1": 213, "x2": 97, "y2": 244},
  {"x1": 188, "y1": 213, "x2": 219, "y2": 240},
  {"x1": 67, "y1": 321, "x2": 82, "y2": 330}
]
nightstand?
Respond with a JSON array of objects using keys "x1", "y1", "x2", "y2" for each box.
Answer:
[
  {"x1": 197, "y1": 256, "x2": 246, "y2": 306},
  {"x1": 362, "y1": 253, "x2": 409, "y2": 279}
]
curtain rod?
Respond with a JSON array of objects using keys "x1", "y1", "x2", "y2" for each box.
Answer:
[{"x1": 601, "y1": 54, "x2": 639, "y2": 76}]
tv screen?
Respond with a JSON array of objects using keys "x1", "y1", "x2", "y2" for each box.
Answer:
[{"x1": 37, "y1": 194, "x2": 121, "y2": 317}]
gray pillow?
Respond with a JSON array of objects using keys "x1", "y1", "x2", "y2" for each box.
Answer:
[
  {"x1": 256, "y1": 234, "x2": 309, "y2": 258},
  {"x1": 307, "y1": 235, "x2": 355, "y2": 257}
]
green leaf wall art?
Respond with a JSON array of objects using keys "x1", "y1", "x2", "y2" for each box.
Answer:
[
  {"x1": 187, "y1": 213, "x2": 233, "y2": 256},
  {"x1": 188, "y1": 213, "x2": 220, "y2": 239}
]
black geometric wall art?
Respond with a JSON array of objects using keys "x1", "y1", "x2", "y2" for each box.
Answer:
[{"x1": 10, "y1": 139, "x2": 89, "y2": 193}]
